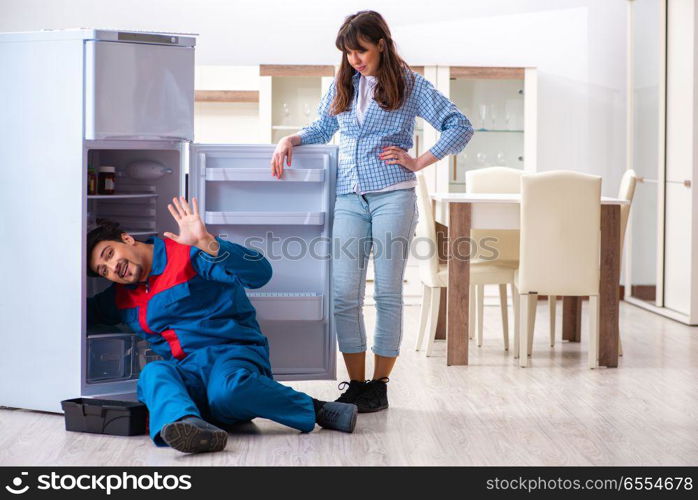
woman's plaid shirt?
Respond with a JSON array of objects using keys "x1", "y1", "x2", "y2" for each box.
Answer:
[{"x1": 298, "y1": 70, "x2": 474, "y2": 194}]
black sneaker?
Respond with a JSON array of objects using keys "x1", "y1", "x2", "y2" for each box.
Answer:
[
  {"x1": 316, "y1": 402, "x2": 358, "y2": 433},
  {"x1": 334, "y1": 380, "x2": 367, "y2": 404},
  {"x1": 160, "y1": 416, "x2": 228, "y2": 453},
  {"x1": 355, "y1": 377, "x2": 389, "y2": 413}
]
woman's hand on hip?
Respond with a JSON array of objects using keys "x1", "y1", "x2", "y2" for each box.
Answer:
[
  {"x1": 271, "y1": 136, "x2": 294, "y2": 178},
  {"x1": 379, "y1": 146, "x2": 420, "y2": 172}
]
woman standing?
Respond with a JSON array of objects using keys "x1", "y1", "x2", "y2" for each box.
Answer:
[{"x1": 271, "y1": 11, "x2": 473, "y2": 412}]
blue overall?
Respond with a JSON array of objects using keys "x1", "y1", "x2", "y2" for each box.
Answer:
[{"x1": 87, "y1": 236, "x2": 316, "y2": 445}]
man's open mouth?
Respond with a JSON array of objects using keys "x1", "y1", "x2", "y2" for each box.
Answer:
[{"x1": 118, "y1": 261, "x2": 128, "y2": 279}]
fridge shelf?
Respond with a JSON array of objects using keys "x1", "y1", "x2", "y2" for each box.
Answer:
[
  {"x1": 206, "y1": 167, "x2": 324, "y2": 183},
  {"x1": 88, "y1": 193, "x2": 159, "y2": 200},
  {"x1": 473, "y1": 128, "x2": 524, "y2": 133},
  {"x1": 126, "y1": 230, "x2": 158, "y2": 237},
  {"x1": 246, "y1": 292, "x2": 323, "y2": 321},
  {"x1": 205, "y1": 211, "x2": 325, "y2": 226},
  {"x1": 271, "y1": 125, "x2": 306, "y2": 130}
]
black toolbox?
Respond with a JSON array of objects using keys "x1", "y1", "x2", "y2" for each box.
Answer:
[{"x1": 61, "y1": 398, "x2": 147, "y2": 436}]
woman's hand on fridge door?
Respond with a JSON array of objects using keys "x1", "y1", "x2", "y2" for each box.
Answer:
[
  {"x1": 164, "y1": 196, "x2": 220, "y2": 257},
  {"x1": 271, "y1": 135, "x2": 300, "y2": 179}
]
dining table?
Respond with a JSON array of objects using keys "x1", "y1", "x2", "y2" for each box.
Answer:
[{"x1": 429, "y1": 192, "x2": 629, "y2": 368}]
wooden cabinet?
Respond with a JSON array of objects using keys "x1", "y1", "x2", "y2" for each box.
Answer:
[
  {"x1": 421, "y1": 65, "x2": 537, "y2": 195},
  {"x1": 258, "y1": 65, "x2": 337, "y2": 145},
  {"x1": 194, "y1": 65, "x2": 263, "y2": 143},
  {"x1": 194, "y1": 64, "x2": 337, "y2": 145},
  {"x1": 421, "y1": 65, "x2": 537, "y2": 222}
]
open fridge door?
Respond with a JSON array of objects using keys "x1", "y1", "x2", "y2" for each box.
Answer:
[{"x1": 188, "y1": 144, "x2": 338, "y2": 380}]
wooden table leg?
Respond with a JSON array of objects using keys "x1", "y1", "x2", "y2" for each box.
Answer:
[
  {"x1": 435, "y1": 288, "x2": 447, "y2": 340},
  {"x1": 562, "y1": 297, "x2": 582, "y2": 342},
  {"x1": 447, "y1": 203, "x2": 470, "y2": 365},
  {"x1": 599, "y1": 204, "x2": 621, "y2": 367},
  {"x1": 434, "y1": 221, "x2": 449, "y2": 340}
]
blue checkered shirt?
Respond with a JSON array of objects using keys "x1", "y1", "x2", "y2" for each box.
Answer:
[{"x1": 298, "y1": 70, "x2": 474, "y2": 194}]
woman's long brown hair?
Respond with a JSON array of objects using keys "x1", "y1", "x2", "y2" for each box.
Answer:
[{"x1": 331, "y1": 10, "x2": 415, "y2": 115}]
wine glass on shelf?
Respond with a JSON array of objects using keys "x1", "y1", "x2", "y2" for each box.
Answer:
[
  {"x1": 476, "y1": 152, "x2": 487, "y2": 166},
  {"x1": 490, "y1": 108, "x2": 498, "y2": 130},
  {"x1": 505, "y1": 111, "x2": 512, "y2": 131},
  {"x1": 496, "y1": 152, "x2": 506, "y2": 166},
  {"x1": 478, "y1": 104, "x2": 488, "y2": 130},
  {"x1": 282, "y1": 103, "x2": 290, "y2": 125},
  {"x1": 303, "y1": 103, "x2": 311, "y2": 125},
  {"x1": 457, "y1": 152, "x2": 468, "y2": 182},
  {"x1": 460, "y1": 152, "x2": 469, "y2": 167}
]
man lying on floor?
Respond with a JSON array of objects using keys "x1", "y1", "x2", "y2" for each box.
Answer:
[{"x1": 86, "y1": 196, "x2": 357, "y2": 453}]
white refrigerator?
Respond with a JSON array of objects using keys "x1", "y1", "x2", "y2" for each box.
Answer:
[{"x1": 0, "y1": 29, "x2": 338, "y2": 412}]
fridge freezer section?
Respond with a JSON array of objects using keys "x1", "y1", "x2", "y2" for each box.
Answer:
[
  {"x1": 189, "y1": 144, "x2": 338, "y2": 379},
  {"x1": 84, "y1": 40, "x2": 194, "y2": 141}
]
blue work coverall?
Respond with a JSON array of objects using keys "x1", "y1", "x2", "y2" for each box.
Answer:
[{"x1": 87, "y1": 236, "x2": 316, "y2": 445}]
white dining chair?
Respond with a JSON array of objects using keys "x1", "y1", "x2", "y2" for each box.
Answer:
[
  {"x1": 465, "y1": 167, "x2": 521, "y2": 349},
  {"x1": 515, "y1": 171, "x2": 602, "y2": 368},
  {"x1": 548, "y1": 169, "x2": 637, "y2": 354},
  {"x1": 414, "y1": 172, "x2": 520, "y2": 355}
]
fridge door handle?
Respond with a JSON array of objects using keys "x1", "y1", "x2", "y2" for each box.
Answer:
[{"x1": 196, "y1": 153, "x2": 207, "y2": 214}]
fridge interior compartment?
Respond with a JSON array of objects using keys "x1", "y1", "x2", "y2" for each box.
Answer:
[
  {"x1": 205, "y1": 167, "x2": 325, "y2": 182},
  {"x1": 193, "y1": 146, "x2": 331, "y2": 218},
  {"x1": 209, "y1": 225, "x2": 328, "y2": 292},
  {"x1": 246, "y1": 292, "x2": 323, "y2": 321},
  {"x1": 205, "y1": 211, "x2": 325, "y2": 226},
  {"x1": 88, "y1": 205, "x2": 157, "y2": 217},
  {"x1": 98, "y1": 215, "x2": 156, "y2": 230},
  {"x1": 86, "y1": 148, "x2": 181, "y2": 239},
  {"x1": 86, "y1": 323, "x2": 132, "y2": 335},
  {"x1": 264, "y1": 321, "x2": 330, "y2": 377},
  {"x1": 204, "y1": 177, "x2": 325, "y2": 212},
  {"x1": 86, "y1": 333, "x2": 136, "y2": 383},
  {"x1": 88, "y1": 193, "x2": 159, "y2": 199},
  {"x1": 134, "y1": 338, "x2": 162, "y2": 376},
  {"x1": 86, "y1": 333, "x2": 164, "y2": 384},
  {"x1": 196, "y1": 146, "x2": 329, "y2": 172}
]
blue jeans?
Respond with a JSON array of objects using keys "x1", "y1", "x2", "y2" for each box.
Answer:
[{"x1": 332, "y1": 188, "x2": 419, "y2": 358}]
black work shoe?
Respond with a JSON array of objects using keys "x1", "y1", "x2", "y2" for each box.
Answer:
[
  {"x1": 161, "y1": 416, "x2": 228, "y2": 453},
  {"x1": 355, "y1": 377, "x2": 389, "y2": 413},
  {"x1": 316, "y1": 402, "x2": 358, "y2": 433},
  {"x1": 334, "y1": 380, "x2": 368, "y2": 404}
]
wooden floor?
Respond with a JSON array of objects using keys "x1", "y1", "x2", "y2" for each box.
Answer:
[{"x1": 1, "y1": 300, "x2": 697, "y2": 466}]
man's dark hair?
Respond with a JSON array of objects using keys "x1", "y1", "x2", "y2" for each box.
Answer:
[{"x1": 86, "y1": 219, "x2": 125, "y2": 277}]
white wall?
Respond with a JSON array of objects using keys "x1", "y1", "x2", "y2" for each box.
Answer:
[{"x1": 0, "y1": 0, "x2": 627, "y2": 194}]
